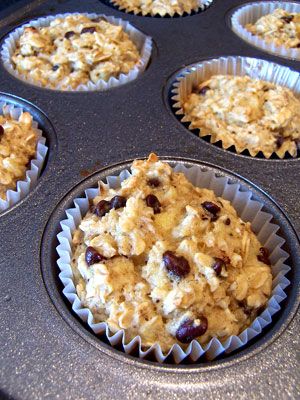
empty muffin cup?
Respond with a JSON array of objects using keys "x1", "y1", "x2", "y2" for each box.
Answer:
[
  {"x1": 56, "y1": 156, "x2": 290, "y2": 363},
  {"x1": 108, "y1": 0, "x2": 213, "y2": 17},
  {"x1": 171, "y1": 56, "x2": 300, "y2": 158},
  {"x1": 1, "y1": 13, "x2": 152, "y2": 91},
  {"x1": 231, "y1": 2, "x2": 300, "y2": 61}
]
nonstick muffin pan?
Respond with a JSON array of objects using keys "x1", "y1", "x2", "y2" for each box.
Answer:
[{"x1": 0, "y1": 0, "x2": 299, "y2": 399}]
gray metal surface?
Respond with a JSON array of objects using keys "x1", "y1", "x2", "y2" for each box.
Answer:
[{"x1": 0, "y1": 0, "x2": 299, "y2": 399}]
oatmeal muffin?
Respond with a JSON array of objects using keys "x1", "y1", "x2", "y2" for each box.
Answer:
[
  {"x1": 111, "y1": 0, "x2": 203, "y2": 17},
  {"x1": 0, "y1": 108, "x2": 39, "y2": 200},
  {"x1": 246, "y1": 8, "x2": 300, "y2": 49},
  {"x1": 11, "y1": 15, "x2": 141, "y2": 90},
  {"x1": 70, "y1": 154, "x2": 272, "y2": 352},
  {"x1": 182, "y1": 75, "x2": 300, "y2": 157}
]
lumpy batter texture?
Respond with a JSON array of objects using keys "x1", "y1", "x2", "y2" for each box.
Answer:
[
  {"x1": 11, "y1": 15, "x2": 141, "y2": 90},
  {"x1": 0, "y1": 108, "x2": 38, "y2": 200},
  {"x1": 111, "y1": 0, "x2": 202, "y2": 16},
  {"x1": 70, "y1": 154, "x2": 272, "y2": 352},
  {"x1": 246, "y1": 8, "x2": 300, "y2": 49},
  {"x1": 182, "y1": 75, "x2": 300, "y2": 157}
]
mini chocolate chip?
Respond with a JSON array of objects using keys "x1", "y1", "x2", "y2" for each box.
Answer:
[
  {"x1": 202, "y1": 201, "x2": 221, "y2": 221},
  {"x1": 110, "y1": 195, "x2": 126, "y2": 210},
  {"x1": 281, "y1": 15, "x2": 294, "y2": 23},
  {"x1": 91, "y1": 16, "x2": 107, "y2": 22},
  {"x1": 212, "y1": 258, "x2": 224, "y2": 276},
  {"x1": 85, "y1": 246, "x2": 106, "y2": 266},
  {"x1": 0, "y1": 125, "x2": 4, "y2": 138},
  {"x1": 176, "y1": 317, "x2": 208, "y2": 343},
  {"x1": 93, "y1": 199, "x2": 111, "y2": 217},
  {"x1": 147, "y1": 178, "x2": 160, "y2": 188},
  {"x1": 225, "y1": 218, "x2": 231, "y2": 225},
  {"x1": 163, "y1": 251, "x2": 190, "y2": 279},
  {"x1": 276, "y1": 135, "x2": 284, "y2": 148},
  {"x1": 145, "y1": 194, "x2": 161, "y2": 214},
  {"x1": 81, "y1": 27, "x2": 96, "y2": 34},
  {"x1": 52, "y1": 64, "x2": 59, "y2": 71},
  {"x1": 65, "y1": 30, "x2": 75, "y2": 39},
  {"x1": 257, "y1": 247, "x2": 271, "y2": 265}
]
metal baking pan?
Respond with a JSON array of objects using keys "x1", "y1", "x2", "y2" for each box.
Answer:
[{"x1": 0, "y1": 0, "x2": 299, "y2": 398}]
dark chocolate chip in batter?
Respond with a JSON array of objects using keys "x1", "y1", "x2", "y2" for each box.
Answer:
[
  {"x1": 201, "y1": 201, "x2": 221, "y2": 220},
  {"x1": 163, "y1": 251, "x2": 190, "y2": 279},
  {"x1": 281, "y1": 15, "x2": 294, "y2": 23},
  {"x1": 0, "y1": 125, "x2": 4, "y2": 138},
  {"x1": 52, "y1": 64, "x2": 59, "y2": 71},
  {"x1": 93, "y1": 199, "x2": 111, "y2": 218},
  {"x1": 85, "y1": 246, "x2": 106, "y2": 266},
  {"x1": 176, "y1": 317, "x2": 208, "y2": 343},
  {"x1": 257, "y1": 247, "x2": 271, "y2": 265},
  {"x1": 147, "y1": 178, "x2": 160, "y2": 188},
  {"x1": 81, "y1": 27, "x2": 96, "y2": 34},
  {"x1": 145, "y1": 194, "x2": 161, "y2": 214},
  {"x1": 64, "y1": 31, "x2": 75, "y2": 39},
  {"x1": 110, "y1": 195, "x2": 127, "y2": 210},
  {"x1": 212, "y1": 258, "x2": 225, "y2": 276},
  {"x1": 224, "y1": 218, "x2": 231, "y2": 225}
]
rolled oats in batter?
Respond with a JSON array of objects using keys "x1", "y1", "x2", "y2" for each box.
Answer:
[
  {"x1": 182, "y1": 75, "x2": 300, "y2": 157},
  {"x1": 0, "y1": 109, "x2": 38, "y2": 200},
  {"x1": 111, "y1": 0, "x2": 201, "y2": 16},
  {"x1": 11, "y1": 15, "x2": 141, "y2": 90},
  {"x1": 246, "y1": 8, "x2": 300, "y2": 49},
  {"x1": 71, "y1": 154, "x2": 272, "y2": 352}
]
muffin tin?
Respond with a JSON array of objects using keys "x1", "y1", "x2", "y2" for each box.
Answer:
[{"x1": 0, "y1": 0, "x2": 299, "y2": 398}]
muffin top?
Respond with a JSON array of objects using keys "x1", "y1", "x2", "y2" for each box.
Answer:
[
  {"x1": 0, "y1": 108, "x2": 39, "y2": 200},
  {"x1": 11, "y1": 15, "x2": 141, "y2": 90},
  {"x1": 111, "y1": 0, "x2": 201, "y2": 16},
  {"x1": 246, "y1": 8, "x2": 300, "y2": 49},
  {"x1": 71, "y1": 154, "x2": 272, "y2": 352},
  {"x1": 182, "y1": 74, "x2": 300, "y2": 157}
]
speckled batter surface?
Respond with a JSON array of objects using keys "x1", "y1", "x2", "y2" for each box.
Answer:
[
  {"x1": 246, "y1": 8, "x2": 300, "y2": 49},
  {"x1": 11, "y1": 15, "x2": 141, "y2": 90},
  {"x1": 0, "y1": 108, "x2": 38, "y2": 200},
  {"x1": 111, "y1": 0, "x2": 202, "y2": 16},
  {"x1": 182, "y1": 75, "x2": 300, "y2": 158},
  {"x1": 70, "y1": 154, "x2": 272, "y2": 352}
]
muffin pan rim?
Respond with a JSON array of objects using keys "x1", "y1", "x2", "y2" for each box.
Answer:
[{"x1": 40, "y1": 156, "x2": 300, "y2": 370}]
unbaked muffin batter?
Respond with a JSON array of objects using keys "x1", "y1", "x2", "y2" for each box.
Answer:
[
  {"x1": 182, "y1": 75, "x2": 300, "y2": 157},
  {"x1": 70, "y1": 154, "x2": 272, "y2": 352},
  {"x1": 12, "y1": 15, "x2": 141, "y2": 90},
  {"x1": 0, "y1": 108, "x2": 39, "y2": 200},
  {"x1": 111, "y1": 0, "x2": 201, "y2": 16},
  {"x1": 246, "y1": 8, "x2": 300, "y2": 49}
]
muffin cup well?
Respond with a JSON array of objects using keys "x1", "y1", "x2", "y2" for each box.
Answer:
[
  {"x1": 1, "y1": 13, "x2": 152, "y2": 92},
  {"x1": 171, "y1": 56, "x2": 300, "y2": 159},
  {"x1": 0, "y1": 102, "x2": 48, "y2": 212},
  {"x1": 56, "y1": 160, "x2": 290, "y2": 363},
  {"x1": 231, "y1": 2, "x2": 300, "y2": 61}
]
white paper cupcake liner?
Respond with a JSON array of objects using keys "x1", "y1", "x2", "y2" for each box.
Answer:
[
  {"x1": 0, "y1": 102, "x2": 48, "y2": 212},
  {"x1": 1, "y1": 13, "x2": 152, "y2": 92},
  {"x1": 56, "y1": 160, "x2": 290, "y2": 363},
  {"x1": 231, "y1": 2, "x2": 300, "y2": 61},
  {"x1": 109, "y1": 0, "x2": 213, "y2": 17},
  {"x1": 171, "y1": 55, "x2": 300, "y2": 158}
]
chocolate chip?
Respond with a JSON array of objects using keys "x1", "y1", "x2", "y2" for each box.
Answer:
[
  {"x1": 212, "y1": 258, "x2": 224, "y2": 276},
  {"x1": 225, "y1": 218, "x2": 231, "y2": 225},
  {"x1": 110, "y1": 195, "x2": 126, "y2": 210},
  {"x1": 257, "y1": 247, "x2": 271, "y2": 265},
  {"x1": 281, "y1": 15, "x2": 294, "y2": 23},
  {"x1": 64, "y1": 31, "x2": 75, "y2": 39},
  {"x1": 163, "y1": 251, "x2": 190, "y2": 279},
  {"x1": 147, "y1": 178, "x2": 160, "y2": 188},
  {"x1": 176, "y1": 317, "x2": 208, "y2": 343},
  {"x1": 199, "y1": 85, "x2": 210, "y2": 95},
  {"x1": 276, "y1": 135, "x2": 284, "y2": 148},
  {"x1": 52, "y1": 64, "x2": 59, "y2": 71},
  {"x1": 201, "y1": 201, "x2": 221, "y2": 221},
  {"x1": 0, "y1": 125, "x2": 4, "y2": 138},
  {"x1": 145, "y1": 194, "x2": 161, "y2": 214},
  {"x1": 91, "y1": 16, "x2": 108, "y2": 22},
  {"x1": 85, "y1": 246, "x2": 106, "y2": 266},
  {"x1": 81, "y1": 27, "x2": 96, "y2": 34},
  {"x1": 93, "y1": 199, "x2": 111, "y2": 218}
]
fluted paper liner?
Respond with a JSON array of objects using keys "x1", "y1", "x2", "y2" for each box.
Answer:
[
  {"x1": 231, "y1": 2, "x2": 300, "y2": 61},
  {"x1": 171, "y1": 56, "x2": 300, "y2": 158},
  {"x1": 1, "y1": 13, "x2": 152, "y2": 92},
  {"x1": 56, "y1": 161, "x2": 290, "y2": 363},
  {"x1": 109, "y1": 0, "x2": 213, "y2": 17},
  {"x1": 0, "y1": 103, "x2": 47, "y2": 212}
]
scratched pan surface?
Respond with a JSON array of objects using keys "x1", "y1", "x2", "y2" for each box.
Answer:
[{"x1": 0, "y1": 0, "x2": 299, "y2": 399}]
